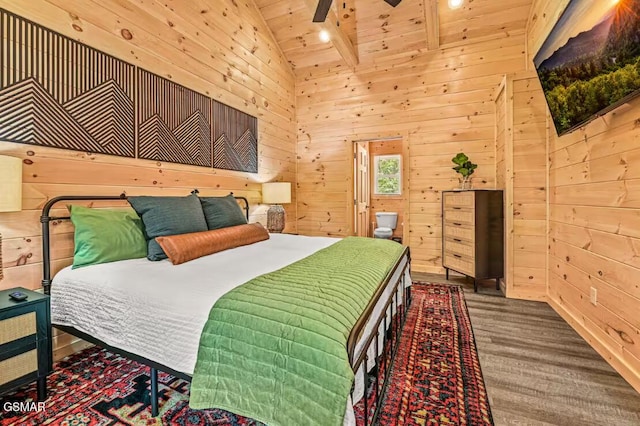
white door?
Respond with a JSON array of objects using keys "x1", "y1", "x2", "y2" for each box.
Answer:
[{"x1": 355, "y1": 142, "x2": 370, "y2": 237}]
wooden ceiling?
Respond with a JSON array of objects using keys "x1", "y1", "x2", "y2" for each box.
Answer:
[{"x1": 254, "y1": 0, "x2": 533, "y2": 72}]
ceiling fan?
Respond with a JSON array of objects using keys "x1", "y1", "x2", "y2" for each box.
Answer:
[{"x1": 313, "y1": 0, "x2": 402, "y2": 22}]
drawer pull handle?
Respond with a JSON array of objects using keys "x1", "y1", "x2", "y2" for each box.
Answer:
[
  {"x1": 453, "y1": 254, "x2": 462, "y2": 258},
  {"x1": 453, "y1": 207, "x2": 461, "y2": 210},
  {"x1": 453, "y1": 238, "x2": 462, "y2": 242},
  {"x1": 453, "y1": 222, "x2": 462, "y2": 226}
]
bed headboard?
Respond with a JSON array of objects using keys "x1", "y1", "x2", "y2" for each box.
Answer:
[{"x1": 40, "y1": 191, "x2": 250, "y2": 295}]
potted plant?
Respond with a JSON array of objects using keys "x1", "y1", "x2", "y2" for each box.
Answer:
[{"x1": 451, "y1": 152, "x2": 477, "y2": 190}]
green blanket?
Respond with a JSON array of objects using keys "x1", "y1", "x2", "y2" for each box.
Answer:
[{"x1": 189, "y1": 236, "x2": 405, "y2": 426}]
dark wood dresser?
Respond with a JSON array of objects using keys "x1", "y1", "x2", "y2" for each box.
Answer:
[{"x1": 442, "y1": 190, "x2": 504, "y2": 292}]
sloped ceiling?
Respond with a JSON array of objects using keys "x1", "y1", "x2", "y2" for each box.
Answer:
[{"x1": 255, "y1": 0, "x2": 533, "y2": 72}]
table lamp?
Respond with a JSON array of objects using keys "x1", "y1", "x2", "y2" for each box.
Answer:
[
  {"x1": 262, "y1": 182, "x2": 291, "y2": 233},
  {"x1": 0, "y1": 155, "x2": 23, "y2": 281}
]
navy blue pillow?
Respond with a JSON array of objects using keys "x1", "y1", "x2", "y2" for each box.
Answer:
[
  {"x1": 128, "y1": 194, "x2": 208, "y2": 261},
  {"x1": 199, "y1": 194, "x2": 248, "y2": 230}
]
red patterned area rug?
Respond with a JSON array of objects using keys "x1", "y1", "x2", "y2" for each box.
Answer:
[
  {"x1": 0, "y1": 282, "x2": 492, "y2": 426},
  {"x1": 372, "y1": 282, "x2": 493, "y2": 425}
]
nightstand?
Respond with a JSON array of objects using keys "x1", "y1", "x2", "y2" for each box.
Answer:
[{"x1": 0, "y1": 288, "x2": 52, "y2": 401}]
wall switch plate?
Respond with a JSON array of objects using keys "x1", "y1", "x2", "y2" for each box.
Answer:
[{"x1": 590, "y1": 287, "x2": 598, "y2": 306}]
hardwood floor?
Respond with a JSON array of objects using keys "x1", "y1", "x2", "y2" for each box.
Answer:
[{"x1": 413, "y1": 272, "x2": 640, "y2": 426}]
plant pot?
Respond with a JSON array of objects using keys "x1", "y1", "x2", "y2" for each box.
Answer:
[{"x1": 459, "y1": 176, "x2": 472, "y2": 190}]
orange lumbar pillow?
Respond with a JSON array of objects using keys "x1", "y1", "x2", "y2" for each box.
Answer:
[{"x1": 155, "y1": 223, "x2": 270, "y2": 265}]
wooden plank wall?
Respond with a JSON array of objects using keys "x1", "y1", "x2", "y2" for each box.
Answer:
[
  {"x1": 511, "y1": 74, "x2": 547, "y2": 301},
  {"x1": 296, "y1": 34, "x2": 528, "y2": 273},
  {"x1": 494, "y1": 79, "x2": 511, "y2": 291},
  {"x1": 495, "y1": 73, "x2": 547, "y2": 301},
  {"x1": 527, "y1": 0, "x2": 640, "y2": 391},
  {"x1": 368, "y1": 140, "x2": 404, "y2": 239},
  {"x1": 0, "y1": 0, "x2": 296, "y2": 360},
  {"x1": 438, "y1": 0, "x2": 532, "y2": 48}
]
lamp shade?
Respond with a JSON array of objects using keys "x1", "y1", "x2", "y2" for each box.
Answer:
[
  {"x1": 0, "y1": 155, "x2": 22, "y2": 212},
  {"x1": 262, "y1": 182, "x2": 291, "y2": 204}
]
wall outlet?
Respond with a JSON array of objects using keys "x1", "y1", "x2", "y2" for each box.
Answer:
[{"x1": 590, "y1": 287, "x2": 598, "y2": 306}]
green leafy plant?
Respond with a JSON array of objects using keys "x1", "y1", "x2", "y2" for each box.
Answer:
[{"x1": 451, "y1": 152, "x2": 477, "y2": 178}]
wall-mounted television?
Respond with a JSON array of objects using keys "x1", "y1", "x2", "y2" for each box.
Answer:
[{"x1": 534, "y1": 0, "x2": 640, "y2": 136}]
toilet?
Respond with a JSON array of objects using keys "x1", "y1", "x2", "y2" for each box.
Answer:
[{"x1": 373, "y1": 212, "x2": 398, "y2": 239}]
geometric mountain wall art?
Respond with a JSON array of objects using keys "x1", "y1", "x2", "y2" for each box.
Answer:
[
  {"x1": 138, "y1": 70, "x2": 212, "y2": 167},
  {"x1": 0, "y1": 8, "x2": 258, "y2": 173},
  {"x1": 0, "y1": 10, "x2": 135, "y2": 157},
  {"x1": 213, "y1": 101, "x2": 258, "y2": 173}
]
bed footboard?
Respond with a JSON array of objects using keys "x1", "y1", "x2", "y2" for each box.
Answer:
[{"x1": 348, "y1": 247, "x2": 411, "y2": 425}]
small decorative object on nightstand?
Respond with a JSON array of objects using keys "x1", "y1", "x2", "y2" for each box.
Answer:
[
  {"x1": 0, "y1": 288, "x2": 52, "y2": 401},
  {"x1": 262, "y1": 182, "x2": 291, "y2": 233}
]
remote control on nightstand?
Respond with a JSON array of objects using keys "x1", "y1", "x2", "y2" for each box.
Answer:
[{"x1": 8, "y1": 291, "x2": 28, "y2": 301}]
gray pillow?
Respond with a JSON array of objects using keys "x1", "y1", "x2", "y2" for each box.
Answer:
[
  {"x1": 199, "y1": 194, "x2": 248, "y2": 230},
  {"x1": 128, "y1": 194, "x2": 208, "y2": 261}
]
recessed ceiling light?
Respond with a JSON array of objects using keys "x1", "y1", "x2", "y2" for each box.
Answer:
[
  {"x1": 319, "y1": 29, "x2": 331, "y2": 43},
  {"x1": 448, "y1": 0, "x2": 463, "y2": 9}
]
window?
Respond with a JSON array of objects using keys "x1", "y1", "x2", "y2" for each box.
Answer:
[{"x1": 374, "y1": 154, "x2": 402, "y2": 195}]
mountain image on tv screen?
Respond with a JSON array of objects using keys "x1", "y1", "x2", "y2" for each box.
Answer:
[{"x1": 534, "y1": 0, "x2": 640, "y2": 135}]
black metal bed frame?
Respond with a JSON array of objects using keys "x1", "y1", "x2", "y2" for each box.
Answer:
[
  {"x1": 40, "y1": 192, "x2": 411, "y2": 424},
  {"x1": 349, "y1": 252, "x2": 411, "y2": 425}
]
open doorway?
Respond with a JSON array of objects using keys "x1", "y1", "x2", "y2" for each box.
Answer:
[{"x1": 352, "y1": 138, "x2": 406, "y2": 242}]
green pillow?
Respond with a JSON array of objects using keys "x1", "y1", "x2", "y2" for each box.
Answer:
[
  {"x1": 128, "y1": 194, "x2": 208, "y2": 261},
  {"x1": 199, "y1": 194, "x2": 248, "y2": 230},
  {"x1": 70, "y1": 205, "x2": 147, "y2": 269}
]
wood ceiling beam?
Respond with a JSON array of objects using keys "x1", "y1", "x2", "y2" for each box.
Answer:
[
  {"x1": 302, "y1": 0, "x2": 359, "y2": 68},
  {"x1": 424, "y1": 0, "x2": 440, "y2": 50}
]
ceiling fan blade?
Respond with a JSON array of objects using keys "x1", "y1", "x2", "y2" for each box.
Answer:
[
  {"x1": 384, "y1": 0, "x2": 402, "y2": 6},
  {"x1": 313, "y1": 0, "x2": 333, "y2": 22}
]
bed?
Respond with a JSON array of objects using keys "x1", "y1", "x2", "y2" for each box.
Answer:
[{"x1": 40, "y1": 193, "x2": 411, "y2": 426}]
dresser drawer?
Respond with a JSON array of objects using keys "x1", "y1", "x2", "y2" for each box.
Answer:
[
  {"x1": 0, "y1": 349, "x2": 38, "y2": 386},
  {"x1": 443, "y1": 222, "x2": 474, "y2": 242},
  {"x1": 444, "y1": 209, "x2": 474, "y2": 225},
  {"x1": 445, "y1": 238, "x2": 475, "y2": 258},
  {"x1": 443, "y1": 191, "x2": 474, "y2": 208},
  {"x1": 443, "y1": 253, "x2": 475, "y2": 276},
  {"x1": 0, "y1": 312, "x2": 36, "y2": 345}
]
